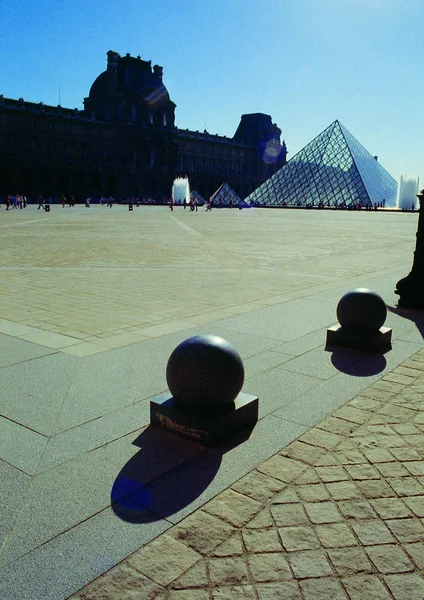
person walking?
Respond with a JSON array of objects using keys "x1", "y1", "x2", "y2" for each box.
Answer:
[{"x1": 169, "y1": 197, "x2": 174, "y2": 211}]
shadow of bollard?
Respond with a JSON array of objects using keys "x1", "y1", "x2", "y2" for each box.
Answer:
[
  {"x1": 111, "y1": 423, "x2": 255, "y2": 524},
  {"x1": 328, "y1": 347, "x2": 387, "y2": 377}
]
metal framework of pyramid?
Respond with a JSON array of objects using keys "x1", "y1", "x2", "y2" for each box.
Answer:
[
  {"x1": 246, "y1": 120, "x2": 398, "y2": 208},
  {"x1": 210, "y1": 183, "x2": 245, "y2": 207}
]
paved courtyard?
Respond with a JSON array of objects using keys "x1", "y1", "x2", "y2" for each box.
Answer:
[{"x1": 1, "y1": 204, "x2": 424, "y2": 599}]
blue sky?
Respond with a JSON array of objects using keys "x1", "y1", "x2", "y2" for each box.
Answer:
[{"x1": 1, "y1": 0, "x2": 423, "y2": 186}]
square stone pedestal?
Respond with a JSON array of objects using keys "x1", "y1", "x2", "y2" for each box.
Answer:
[
  {"x1": 150, "y1": 392, "x2": 259, "y2": 446},
  {"x1": 326, "y1": 325, "x2": 392, "y2": 352}
]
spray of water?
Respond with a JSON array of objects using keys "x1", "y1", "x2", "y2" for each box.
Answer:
[{"x1": 172, "y1": 177, "x2": 190, "y2": 205}]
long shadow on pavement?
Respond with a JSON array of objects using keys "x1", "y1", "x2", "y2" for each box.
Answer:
[{"x1": 111, "y1": 424, "x2": 254, "y2": 524}]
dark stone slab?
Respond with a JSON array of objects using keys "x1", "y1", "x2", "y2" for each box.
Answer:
[
  {"x1": 326, "y1": 324, "x2": 392, "y2": 352},
  {"x1": 150, "y1": 392, "x2": 259, "y2": 446}
]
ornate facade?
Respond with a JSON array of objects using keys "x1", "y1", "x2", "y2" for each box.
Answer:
[{"x1": 0, "y1": 50, "x2": 287, "y2": 200}]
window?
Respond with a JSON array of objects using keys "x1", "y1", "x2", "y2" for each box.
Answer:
[{"x1": 150, "y1": 149, "x2": 156, "y2": 167}]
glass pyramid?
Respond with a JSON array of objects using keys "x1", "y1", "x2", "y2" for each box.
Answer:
[
  {"x1": 190, "y1": 189, "x2": 205, "y2": 206},
  {"x1": 210, "y1": 183, "x2": 245, "y2": 207},
  {"x1": 246, "y1": 120, "x2": 398, "y2": 208}
]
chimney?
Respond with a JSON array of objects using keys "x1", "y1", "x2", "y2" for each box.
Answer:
[
  {"x1": 153, "y1": 64, "x2": 163, "y2": 81},
  {"x1": 106, "y1": 50, "x2": 119, "y2": 94}
]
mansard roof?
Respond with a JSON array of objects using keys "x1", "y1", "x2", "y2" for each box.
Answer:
[{"x1": 88, "y1": 51, "x2": 171, "y2": 108}]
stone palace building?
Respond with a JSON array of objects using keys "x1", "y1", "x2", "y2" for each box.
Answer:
[{"x1": 0, "y1": 50, "x2": 287, "y2": 201}]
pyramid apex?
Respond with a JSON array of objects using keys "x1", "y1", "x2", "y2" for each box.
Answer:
[{"x1": 246, "y1": 121, "x2": 398, "y2": 208}]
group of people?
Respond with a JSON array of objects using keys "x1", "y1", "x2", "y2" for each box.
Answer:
[
  {"x1": 60, "y1": 195, "x2": 76, "y2": 208},
  {"x1": 3, "y1": 194, "x2": 27, "y2": 210},
  {"x1": 170, "y1": 197, "x2": 200, "y2": 212},
  {"x1": 183, "y1": 197, "x2": 198, "y2": 211}
]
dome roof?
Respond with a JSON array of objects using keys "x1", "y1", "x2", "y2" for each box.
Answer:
[
  {"x1": 87, "y1": 53, "x2": 170, "y2": 108},
  {"x1": 88, "y1": 72, "x2": 108, "y2": 99}
]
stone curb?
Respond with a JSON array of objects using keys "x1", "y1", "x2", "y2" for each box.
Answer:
[{"x1": 70, "y1": 350, "x2": 424, "y2": 600}]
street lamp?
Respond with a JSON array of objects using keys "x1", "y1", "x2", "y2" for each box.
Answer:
[{"x1": 395, "y1": 189, "x2": 424, "y2": 308}]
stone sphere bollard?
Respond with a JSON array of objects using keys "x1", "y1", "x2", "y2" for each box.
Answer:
[
  {"x1": 327, "y1": 288, "x2": 392, "y2": 351},
  {"x1": 166, "y1": 334, "x2": 244, "y2": 406},
  {"x1": 151, "y1": 334, "x2": 258, "y2": 445},
  {"x1": 336, "y1": 288, "x2": 387, "y2": 334}
]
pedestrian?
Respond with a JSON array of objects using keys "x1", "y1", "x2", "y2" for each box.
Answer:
[
  {"x1": 37, "y1": 196, "x2": 45, "y2": 210},
  {"x1": 169, "y1": 197, "x2": 174, "y2": 211},
  {"x1": 61, "y1": 195, "x2": 66, "y2": 208},
  {"x1": 194, "y1": 196, "x2": 198, "y2": 212},
  {"x1": 183, "y1": 198, "x2": 187, "y2": 209}
]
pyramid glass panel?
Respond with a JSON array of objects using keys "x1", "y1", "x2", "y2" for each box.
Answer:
[
  {"x1": 247, "y1": 121, "x2": 398, "y2": 208},
  {"x1": 210, "y1": 182, "x2": 244, "y2": 207},
  {"x1": 190, "y1": 189, "x2": 205, "y2": 205}
]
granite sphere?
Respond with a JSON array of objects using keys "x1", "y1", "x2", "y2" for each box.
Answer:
[
  {"x1": 166, "y1": 335, "x2": 244, "y2": 405},
  {"x1": 337, "y1": 288, "x2": 387, "y2": 334}
]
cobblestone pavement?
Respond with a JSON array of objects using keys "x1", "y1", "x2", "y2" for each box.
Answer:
[
  {"x1": 70, "y1": 351, "x2": 424, "y2": 600},
  {"x1": 2, "y1": 205, "x2": 423, "y2": 599},
  {"x1": 0, "y1": 205, "x2": 417, "y2": 355}
]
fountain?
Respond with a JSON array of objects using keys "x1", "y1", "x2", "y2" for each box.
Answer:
[
  {"x1": 172, "y1": 177, "x2": 190, "y2": 206},
  {"x1": 397, "y1": 174, "x2": 420, "y2": 210}
]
